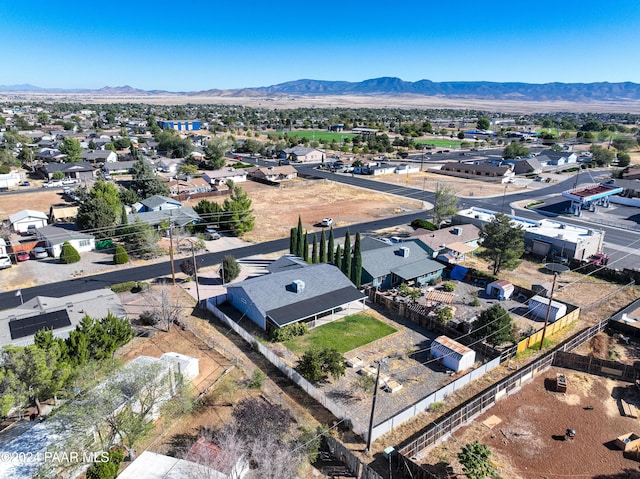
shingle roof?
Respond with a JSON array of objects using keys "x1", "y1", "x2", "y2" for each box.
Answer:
[
  {"x1": 360, "y1": 239, "x2": 444, "y2": 281},
  {"x1": 127, "y1": 207, "x2": 200, "y2": 227},
  {"x1": 141, "y1": 195, "x2": 180, "y2": 209},
  {"x1": 9, "y1": 209, "x2": 48, "y2": 224},
  {"x1": 228, "y1": 263, "x2": 363, "y2": 326}
]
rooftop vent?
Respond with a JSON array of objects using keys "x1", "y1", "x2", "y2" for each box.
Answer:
[
  {"x1": 398, "y1": 246, "x2": 410, "y2": 257},
  {"x1": 453, "y1": 227, "x2": 463, "y2": 236},
  {"x1": 291, "y1": 280, "x2": 305, "y2": 293}
]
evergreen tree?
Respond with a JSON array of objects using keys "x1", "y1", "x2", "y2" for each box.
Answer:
[
  {"x1": 290, "y1": 227, "x2": 297, "y2": 255},
  {"x1": 328, "y1": 227, "x2": 335, "y2": 263},
  {"x1": 120, "y1": 205, "x2": 128, "y2": 225},
  {"x1": 60, "y1": 242, "x2": 81, "y2": 264},
  {"x1": 351, "y1": 232, "x2": 362, "y2": 287},
  {"x1": 342, "y1": 230, "x2": 351, "y2": 276},
  {"x1": 296, "y1": 216, "x2": 304, "y2": 257},
  {"x1": 131, "y1": 157, "x2": 170, "y2": 198},
  {"x1": 221, "y1": 183, "x2": 254, "y2": 236},
  {"x1": 312, "y1": 234, "x2": 319, "y2": 264},
  {"x1": 319, "y1": 230, "x2": 327, "y2": 263},
  {"x1": 303, "y1": 232, "x2": 309, "y2": 262},
  {"x1": 334, "y1": 245, "x2": 342, "y2": 271},
  {"x1": 113, "y1": 245, "x2": 129, "y2": 264}
]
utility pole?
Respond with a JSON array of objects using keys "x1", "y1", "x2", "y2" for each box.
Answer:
[
  {"x1": 169, "y1": 224, "x2": 176, "y2": 285},
  {"x1": 366, "y1": 361, "x2": 383, "y2": 452},
  {"x1": 539, "y1": 272, "x2": 558, "y2": 350},
  {"x1": 190, "y1": 243, "x2": 200, "y2": 305}
]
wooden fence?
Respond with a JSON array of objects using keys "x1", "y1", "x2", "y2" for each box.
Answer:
[{"x1": 554, "y1": 351, "x2": 638, "y2": 382}]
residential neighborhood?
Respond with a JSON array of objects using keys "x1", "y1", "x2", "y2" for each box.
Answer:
[{"x1": 1, "y1": 100, "x2": 640, "y2": 479}]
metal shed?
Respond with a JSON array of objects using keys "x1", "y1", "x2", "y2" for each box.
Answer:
[
  {"x1": 486, "y1": 279, "x2": 514, "y2": 300},
  {"x1": 430, "y1": 335, "x2": 476, "y2": 373},
  {"x1": 528, "y1": 295, "x2": 567, "y2": 323}
]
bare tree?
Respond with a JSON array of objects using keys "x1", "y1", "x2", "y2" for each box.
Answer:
[{"x1": 143, "y1": 285, "x2": 184, "y2": 331}]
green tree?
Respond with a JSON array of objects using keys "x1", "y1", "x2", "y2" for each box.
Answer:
[
  {"x1": 52, "y1": 171, "x2": 65, "y2": 180},
  {"x1": 617, "y1": 151, "x2": 631, "y2": 167},
  {"x1": 60, "y1": 242, "x2": 81, "y2": 264},
  {"x1": 457, "y1": 441, "x2": 498, "y2": 479},
  {"x1": 476, "y1": 117, "x2": 491, "y2": 130},
  {"x1": 590, "y1": 144, "x2": 616, "y2": 166},
  {"x1": 221, "y1": 255, "x2": 240, "y2": 283},
  {"x1": 290, "y1": 227, "x2": 297, "y2": 255},
  {"x1": 342, "y1": 230, "x2": 351, "y2": 276},
  {"x1": 122, "y1": 218, "x2": 160, "y2": 259},
  {"x1": 502, "y1": 141, "x2": 531, "y2": 159},
  {"x1": 303, "y1": 232, "x2": 309, "y2": 262},
  {"x1": 155, "y1": 130, "x2": 193, "y2": 158},
  {"x1": 296, "y1": 216, "x2": 304, "y2": 258},
  {"x1": 221, "y1": 183, "x2": 254, "y2": 236},
  {"x1": 612, "y1": 136, "x2": 638, "y2": 151},
  {"x1": 435, "y1": 306, "x2": 453, "y2": 324},
  {"x1": 296, "y1": 348, "x2": 346, "y2": 382},
  {"x1": 177, "y1": 163, "x2": 198, "y2": 176},
  {"x1": 194, "y1": 199, "x2": 224, "y2": 228},
  {"x1": 113, "y1": 245, "x2": 129, "y2": 264},
  {"x1": 334, "y1": 245, "x2": 342, "y2": 271},
  {"x1": 319, "y1": 230, "x2": 327, "y2": 263},
  {"x1": 312, "y1": 234, "x2": 319, "y2": 264},
  {"x1": 478, "y1": 213, "x2": 525, "y2": 275},
  {"x1": 327, "y1": 227, "x2": 335, "y2": 264},
  {"x1": 76, "y1": 181, "x2": 122, "y2": 238},
  {"x1": 351, "y1": 232, "x2": 362, "y2": 287},
  {"x1": 204, "y1": 136, "x2": 232, "y2": 169},
  {"x1": 59, "y1": 138, "x2": 83, "y2": 162},
  {"x1": 474, "y1": 304, "x2": 515, "y2": 346},
  {"x1": 131, "y1": 158, "x2": 169, "y2": 198},
  {"x1": 432, "y1": 183, "x2": 459, "y2": 227}
]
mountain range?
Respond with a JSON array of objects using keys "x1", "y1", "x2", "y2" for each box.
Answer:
[{"x1": 2, "y1": 77, "x2": 640, "y2": 102}]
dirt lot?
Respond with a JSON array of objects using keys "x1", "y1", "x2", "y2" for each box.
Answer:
[{"x1": 419, "y1": 368, "x2": 640, "y2": 479}]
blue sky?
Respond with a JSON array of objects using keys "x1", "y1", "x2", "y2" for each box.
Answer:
[{"x1": 1, "y1": 0, "x2": 639, "y2": 91}]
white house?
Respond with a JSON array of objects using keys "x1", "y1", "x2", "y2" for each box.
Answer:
[
  {"x1": 203, "y1": 168, "x2": 248, "y2": 187},
  {"x1": 430, "y1": 335, "x2": 476, "y2": 372},
  {"x1": 395, "y1": 164, "x2": 420, "y2": 174},
  {"x1": 8, "y1": 209, "x2": 48, "y2": 234},
  {"x1": 35, "y1": 224, "x2": 95, "y2": 258}
]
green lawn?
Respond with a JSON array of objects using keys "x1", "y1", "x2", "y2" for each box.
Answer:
[
  {"x1": 415, "y1": 139, "x2": 463, "y2": 148},
  {"x1": 270, "y1": 130, "x2": 355, "y2": 142},
  {"x1": 284, "y1": 313, "x2": 397, "y2": 354}
]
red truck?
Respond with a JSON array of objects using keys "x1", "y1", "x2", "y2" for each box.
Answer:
[{"x1": 588, "y1": 253, "x2": 610, "y2": 266}]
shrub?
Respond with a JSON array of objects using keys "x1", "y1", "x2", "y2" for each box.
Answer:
[
  {"x1": 442, "y1": 281, "x2": 456, "y2": 292},
  {"x1": 428, "y1": 401, "x2": 446, "y2": 413},
  {"x1": 110, "y1": 281, "x2": 137, "y2": 293},
  {"x1": 435, "y1": 306, "x2": 453, "y2": 324},
  {"x1": 221, "y1": 255, "x2": 240, "y2": 283},
  {"x1": 410, "y1": 218, "x2": 436, "y2": 231},
  {"x1": 113, "y1": 245, "x2": 129, "y2": 264},
  {"x1": 59, "y1": 241, "x2": 81, "y2": 264},
  {"x1": 247, "y1": 370, "x2": 265, "y2": 389},
  {"x1": 470, "y1": 298, "x2": 482, "y2": 307},
  {"x1": 270, "y1": 322, "x2": 308, "y2": 342},
  {"x1": 139, "y1": 310, "x2": 159, "y2": 326}
]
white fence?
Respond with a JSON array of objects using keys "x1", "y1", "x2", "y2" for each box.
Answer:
[{"x1": 206, "y1": 295, "x2": 502, "y2": 444}]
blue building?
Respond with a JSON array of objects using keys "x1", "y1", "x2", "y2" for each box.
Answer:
[{"x1": 157, "y1": 120, "x2": 201, "y2": 132}]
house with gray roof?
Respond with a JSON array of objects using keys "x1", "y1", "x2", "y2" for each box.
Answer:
[
  {"x1": 410, "y1": 224, "x2": 481, "y2": 259},
  {"x1": 81, "y1": 149, "x2": 117, "y2": 164},
  {"x1": 360, "y1": 237, "x2": 444, "y2": 288},
  {"x1": 35, "y1": 224, "x2": 95, "y2": 257},
  {"x1": 226, "y1": 262, "x2": 366, "y2": 330},
  {"x1": 0, "y1": 289, "x2": 125, "y2": 348},
  {"x1": 134, "y1": 195, "x2": 182, "y2": 212},
  {"x1": 37, "y1": 162, "x2": 96, "y2": 181},
  {"x1": 536, "y1": 149, "x2": 578, "y2": 167}
]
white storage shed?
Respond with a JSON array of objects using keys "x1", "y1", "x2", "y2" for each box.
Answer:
[
  {"x1": 486, "y1": 279, "x2": 514, "y2": 300},
  {"x1": 430, "y1": 335, "x2": 476, "y2": 373},
  {"x1": 528, "y1": 295, "x2": 567, "y2": 323}
]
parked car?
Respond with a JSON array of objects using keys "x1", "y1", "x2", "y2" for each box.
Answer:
[
  {"x1": 22, "y1": 225, "x2": 37, "y2": 236},
  {"x1": 204, "y1": 228, "x2": 221, "y2": 240},
  {"x1": 16, "y1": 251, "x2": 30, "y2": 262},
  {"x1": 31, "y1": 246, "x2": 48, "y2": 259},
  {"x1": 61, "y1": 178, "x2": 78, "y2": 185},
  {"x1": 0, "y1": 255, "x2": 11, "y2": 269},
  {"x1": 43, "y1": 180, "x2": 62, "y2": 188},
  {"x1": 20, "y1": 181, "x2": 30, "y2": 187},
  {"x1": 588, "y1": 253, "x2": 610, "y2": 266},
  {"x1": 320, "y1": 218, "x2": 333, "y2": 227}
]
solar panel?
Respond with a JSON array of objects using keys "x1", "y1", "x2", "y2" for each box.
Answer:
[{"x1": 8, "y1": 310, "x2": 72, "y2": 340}]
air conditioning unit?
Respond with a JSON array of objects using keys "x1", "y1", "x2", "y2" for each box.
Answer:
[
  {"x1": 291, "y1": 280, "x2": 305, "y2": 293},
  {"x1": 398, "y1": 247, "x2": 410, "y2": 257}
]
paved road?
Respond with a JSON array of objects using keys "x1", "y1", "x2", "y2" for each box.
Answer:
[{"x1": 2, "y1": 162, "x2": 638, "y2": 309}]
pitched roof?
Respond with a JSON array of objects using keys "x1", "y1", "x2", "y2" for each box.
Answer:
[
  {"x1": 227, "y1": 263, "x2": 364, "y2": 327},
  {"x1": 141, "y1": 195, "x2": 181, "y2": 209},
  {"x1": 411, "y1": 224, "x2": 480, "y2": 251},
  {"x1": 36, "y1": 224, "x2": 94, "y2": 243},
  {"x1": 9, "y1": 209, "x2": 48, "y2": 223},
  {"x1": 360, "y1": 239, "x2": 444, "y2": 280},
  {"x1": 127, "y1": 207, "x2": 201, "y2": 227}
]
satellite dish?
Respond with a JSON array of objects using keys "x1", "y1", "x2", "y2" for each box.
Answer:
[{"x1": 545, "y1": 263, "x2": 570, "y2": 273}]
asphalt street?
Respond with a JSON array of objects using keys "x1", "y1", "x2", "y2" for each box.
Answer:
[{"x1": 2, "y1": 161, "x2": 639, "y2": 309}]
